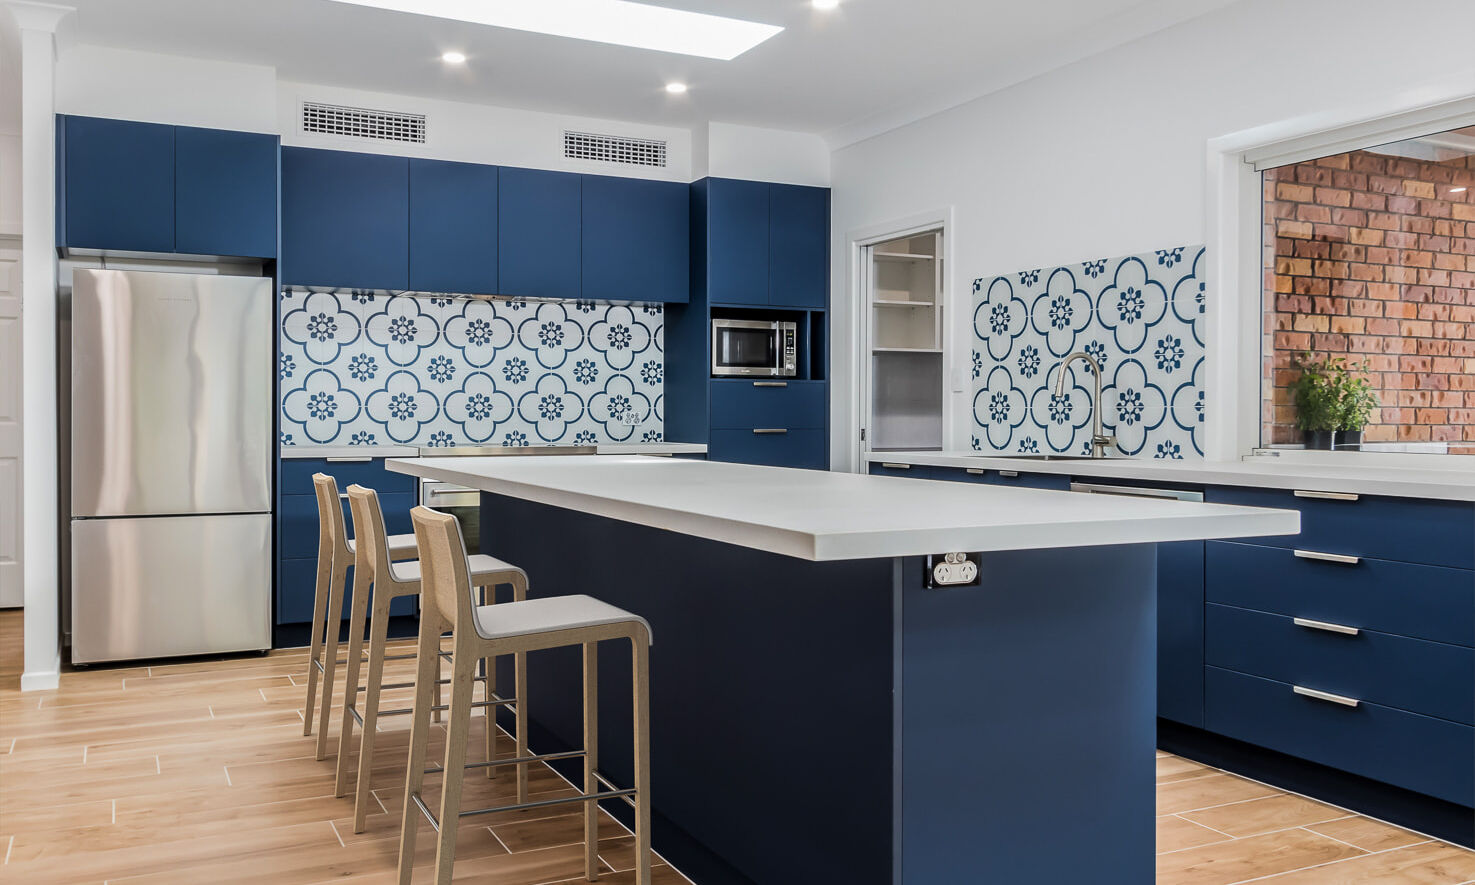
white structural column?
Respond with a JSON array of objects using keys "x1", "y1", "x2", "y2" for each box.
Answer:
[{"x1": 8, "y1": 1, "x2": 72, "y2": 691}]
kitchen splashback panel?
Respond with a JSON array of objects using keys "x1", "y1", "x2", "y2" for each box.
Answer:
[
  {"x1": 279, "y1": 289, "x2": 664, "y2": 447},
  {"x1": 971, "y1": 245, "x2": 1205, "y2": 458}
]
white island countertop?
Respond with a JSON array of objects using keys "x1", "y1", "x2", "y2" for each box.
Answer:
[{"x1": 387, "y1": 455, "x2": 1300, "y2": 561}]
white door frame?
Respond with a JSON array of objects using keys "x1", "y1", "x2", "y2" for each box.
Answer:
[
  {"x1": 0, "y1": 243, "x2": 19, "y2": 608},
  {"x1": 841, "y1": 208, "x2": 956, "y2": 473}
]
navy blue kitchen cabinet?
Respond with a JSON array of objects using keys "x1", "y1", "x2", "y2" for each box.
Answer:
[
  {"x1": 928, "y1": 465, "x2": 1072, "y2": 491},
  {"x1": 769, "y1": 183, "x2": 829, "y2": 308},
  {"x1": 498, "y1": 167, "x2": 581, "y2": 300},
  {"x1": 869, "y1": 462, "x2": 935, "y2": 479},
  {"x1": 1157, "y1": 541, "x2": 1206, "y2": 727},
  {"x1": 281, "y1": 147, "x2": 409, "y2": 290},
  {"x1": 174, "y1": 126, "x2": 278, "y2": 258},
  {"x1": 708, "y1": 428, "x2": 828, "y2": 470},
  {"x1": 409, "y1": 158, "x2": 498, "y2": 295},
  {"x1": 61, "y1": 115, "x2": 175, "y2": 253},
  {"x1": 581, "y1": 175, "x2": 689, "y2": 304},
  {"x1": 705, "y1": 178, "x2": 770, "y2": 305}
]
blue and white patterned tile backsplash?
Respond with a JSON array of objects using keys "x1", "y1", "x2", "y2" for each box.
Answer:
[
  {"x1": 971, "y1": 245, "x2": 1206, "y2": 459},
  {"x1": 279, "y1": 288, "x2": 664, "y2": 447}
]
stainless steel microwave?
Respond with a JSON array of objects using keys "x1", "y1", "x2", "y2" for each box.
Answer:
[{"x1": 711, "y1": 319, "x2": 798, "y2": 377}]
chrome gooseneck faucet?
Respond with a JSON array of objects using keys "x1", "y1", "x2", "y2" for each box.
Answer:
[{"x1": 1054, "y1": 352, "x2": 1117, "y2": 459}]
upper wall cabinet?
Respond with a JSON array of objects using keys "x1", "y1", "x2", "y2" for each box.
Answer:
[
  {"x1": 61, "y1": 116, "x2": 175, "y2": 254},
  {"x1": 706, "y1": 178, "x2": 770, "y2": 306},
  {"x1": 499, "y1": 167, "x2": 581, "y2": 301},
  {"x1": 581, "y1": 175, "x2": 689, "y2": 304},
  {"x1": 174, "y1": 127, "x2": 278, "y2": 259},
  {"x1": 409, "y1": 158, "x2": 498, "y2": 295},
  {"x1": 769, "y1": 183, "x2": 829, "y2": 308},
  {"x1": 59, "y1": 115, "x2": 278, "y2": 258},
  {"x1": 281, "y1": 147, "x2": 409, "y2": 290},
  {"x1": 702, "y1": 177, "x2": 830, "y2": 308}
]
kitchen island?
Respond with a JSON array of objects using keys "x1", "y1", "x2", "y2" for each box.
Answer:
[{"x1": 387, "y1": 455, "x2": 1299, "y2": 885}]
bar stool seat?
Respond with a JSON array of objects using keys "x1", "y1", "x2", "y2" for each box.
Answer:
[
  {"x1": 346, "y1": 533, "x2": 417, "y2": 556},
  {"x1": 386, "y1": 553, "x2": 523, "y2": 585},
  {"x1": 471, "y1": 595, "x2": 651, "y2": 642}
]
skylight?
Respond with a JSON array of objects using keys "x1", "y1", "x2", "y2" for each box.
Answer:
[{"x1": 325, "y1": 0, "x2": 784, "y2": 61}]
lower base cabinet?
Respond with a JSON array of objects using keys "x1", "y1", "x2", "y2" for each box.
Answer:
[
  {"x1": 1157, "y1": 541, "x2": 1205, "y2": 728},
  {"x1": 709, "y1": 428, "x2": 827, "y2": 470}
]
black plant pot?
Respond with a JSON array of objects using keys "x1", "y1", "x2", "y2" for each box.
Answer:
[
  {"x1": 1335, "y1": 430, "x2": 1363, "y2": 450},
  {"x1": 1302, "y1": 430, "x2": 1335, "y2": 450}
]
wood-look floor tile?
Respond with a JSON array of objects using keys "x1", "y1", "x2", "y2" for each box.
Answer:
[
  {"x1": 1179, "y1": 793, "x2": 1350, "y2": 837},
  {"x1": 1305, "y1": 815, "x2": 1432, "y2": 852},
  {"x1": 1156, "y1": 827, "x2": 1366, "y2": 885},
  {"x1": 1247, "y1": 841, "x2": 1475, "y2": 884},
  {"x1": 1157, "y1": 814, "x2": 1233, "y2": 854},
  {"x1": 1156, "y1": 772, "x2": 1280, "y2": 815},
  {"x1": 1157, "y1": 755, "x2": 1218, "y2": 784}
]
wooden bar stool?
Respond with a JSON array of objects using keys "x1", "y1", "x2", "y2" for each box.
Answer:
[
  {"x1": 338, "y1": 484, "x2": 530, "y2": 835},
  {"x1": 302, "y1": 473, "x2": 418, "y2": 761},
  {"x1": 399, "y1": 505, "x2": 653, "y2": 885}
]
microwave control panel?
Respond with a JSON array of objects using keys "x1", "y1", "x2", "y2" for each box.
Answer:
[{"x1": 782, "y1": 327, "x2": 797, "y2": 374}]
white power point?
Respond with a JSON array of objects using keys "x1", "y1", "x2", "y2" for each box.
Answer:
[{"x1": 928, "y1": 552, "x2": 980, "y2": 587}]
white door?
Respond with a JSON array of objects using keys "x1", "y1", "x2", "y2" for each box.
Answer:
[{"x1": 0, "y1": 247, "x2": 20, "y2": 607}]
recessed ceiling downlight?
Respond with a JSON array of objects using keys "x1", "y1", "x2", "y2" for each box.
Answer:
[
  {"x1": 665, "y1": 82, "x2": 688, "y2": 94},
  {"x1": 325, "y1": 0, "x2": 783, "y2": 61},
  {"x1": 813, "y1": 0, "x2": 840, "y2": 9},
  {"x1": 441, "y1": 50, "x2": 467, "y2": 64}
]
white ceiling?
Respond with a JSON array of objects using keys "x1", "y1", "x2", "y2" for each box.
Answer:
[{"x1": 48, "y1": 0, "x2": 1237, "y2": 145}]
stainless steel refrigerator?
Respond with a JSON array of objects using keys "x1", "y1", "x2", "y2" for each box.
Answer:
[{"x1": 70, "y1": 269, "x2": 273, "y2": 664}]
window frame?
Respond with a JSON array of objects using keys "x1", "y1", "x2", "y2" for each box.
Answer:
[{"x1": 1205, "y1": 91, "x2": 1475, "y2": 463}]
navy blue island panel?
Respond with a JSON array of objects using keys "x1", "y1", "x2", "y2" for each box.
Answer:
[
  {"x1": 482, "y1": 493, "x2": 1157, "y2": 885},
  {"x1": 281, "y1": 147, "x2": 410, "y2": 290},
  {"x1": 409, "y1": 158, "x2": 499, "y2": 295}
]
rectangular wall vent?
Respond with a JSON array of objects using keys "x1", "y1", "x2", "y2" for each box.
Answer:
[
  {"x1": 302, "y1": 101, "x2": 426, "y2": 144},
  {"x1": 564, "y1": 130, "x2": 667, "y2": 168}
]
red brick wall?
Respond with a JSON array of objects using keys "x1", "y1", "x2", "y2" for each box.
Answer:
[{"x1": 1263, "y1": 144, "x2": 1475, "y2": 452}]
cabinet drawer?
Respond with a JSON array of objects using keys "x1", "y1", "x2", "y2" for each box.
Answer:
[
  {"x1": 1206, "y1": 541, "x2": 1474, "y2": 648},
  {"x1": 1207, "y1": 603, "x2": 1473, "y2": 725},
  {"x1": 709, "y1": 428, "x2": 827, "y2": 470},
  {"x1": 710, "y1": 381, "x2": 826, "y2": 430},
  {"x1": 278, "y1": 492, "x2": 415, "y2": 561},
  {"x1": 1205, "y1": 666, "x2": 1473, "y2": 806},
  {"x1": 1202, "y1": 486, "x2": 1474, "y2": 569},
  {"x1": 929, "y1": 466, "x2": 1070, "y2": 490},
  {"x1": 276, "y1": 557, "x2": 415, "y2": 626},
  {"x1": 280, "y1": 458, "x2": 416, "y2": 496},
  {"x1": 869, "y1": 462, "x2": 934, "y2": 479}
]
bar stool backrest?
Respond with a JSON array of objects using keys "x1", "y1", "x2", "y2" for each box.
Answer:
[
  {"x1": 312, "y1": 473, "x2": 349, "y2": 562},
  {"x1": 345, "y1": 484, "x2": 395, "y2": 582},
  {"x1": 410, "y1": 505, "x2": 476, "y2": 633}
]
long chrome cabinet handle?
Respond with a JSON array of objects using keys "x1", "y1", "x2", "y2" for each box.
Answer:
[
  {"x1": 752, "y1": 428, "x2": 788, "y2": 435},
  {"x1": 880, "y1": 462, "x2": 911, "y2": 470},
  {"x1": 752, "y1": 381, "x2": 788, "y2": 388},
  {"x1": 1293, "y1": 685, "x2": 1360, "y2": 708},
  {"x1": 1293, "y1": 617, "x2": 1361, "y2": 636},
  {"x1": 1294, "y1": 489, "x2": 1359, "y2": 502},
  {"x1": 326, "y1": 456, "x2": 373, "y2": 463},
  {"x1": 1294, "y1": 549, "x2": 1361, "y2": 566}
]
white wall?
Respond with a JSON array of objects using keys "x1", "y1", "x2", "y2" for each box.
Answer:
[
  {"x1": 827, "y1": 0, "x2": 1475, "y2": 471},
  {"x1": 705, "y1": 122, "x2": 829, "y2": 187},
  {"x1": 56, "y1": 44, "x2": 278, "y2": 132}
]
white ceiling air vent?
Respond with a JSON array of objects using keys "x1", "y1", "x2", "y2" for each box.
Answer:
[
  {"x1": 302, "y1": 101, "x2": 427, "y2": 144},
  {"x1": 564, "y1": 131, "x2": 668, "y2": 168}
]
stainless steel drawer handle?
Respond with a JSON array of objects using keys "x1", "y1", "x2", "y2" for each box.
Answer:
[
  {"x1": 326, "y1": 456, "x2": 373, "y2": 463},
  {"x1": 880, "y1": 462, "x2": 911, "y2": 470},
  {"x1": 1293, "y1": 685, "x2": 1360, "y2": 708},
  {"x1": 965, "y1": 468, "x2": 986, "y2": 475},
  {"x1": 998, "y1": 470, "x2": 1019, "y2": 478},
  {"x1": 1293, "y1": 617, "x2": 1361, "y2": 636},
  {"x1": 752, "y1": 428, "x2": 789, "y2": 435},
  {"x1": 1294, "y1": 549, "x2": 1361, "y2": 566},
  {"x1": 1294, "y1": 489, "x2": 1359, "y2": 502},
  {"x1": 752, "y1": 381, "x2": 788, "y2": 388}
]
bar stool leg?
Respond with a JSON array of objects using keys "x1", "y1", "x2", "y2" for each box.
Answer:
[
  {"x1": 483, "y1": 657, "x2": 496, "y2": 778},
  {"x1": 632, "y1": 634, "x2": 651, "y2": 885},
  {"x1": 515, "y1": 649, "x2": 529, "y2": 804},
  {"x1": 353, "y1": 594, "x2": 395, "y2": 833},
  {"x1": 302, "y1": 553, "x2": 334, "y2": 736},
  {"x1": 583, "y1": 641, "x2": 599, "y2": 881},
  {"x1": 397, "y1": 611, "x2": 442, "y2": 885},
  {"x1": 315, "y1": 556, "x2": 350, "y2": 760},
  {"x1": 433, "y1": 643, "x2": 478, "y2": 885},
  {"x1": 334, "y1": 561, "x2": 374, "y2": 797}
]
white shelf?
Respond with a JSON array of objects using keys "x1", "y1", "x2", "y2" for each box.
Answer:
[
  {"x1": 873, "y1": 346, "x2": 943, "y2": 354},
  {"x1": 874, "y1": 252, "x2": 936, "y2": 261},
  {"x1": 873, "y1": 298, "x2": 934, "y2": 307}
]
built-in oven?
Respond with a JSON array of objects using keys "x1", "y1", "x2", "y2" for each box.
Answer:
[
  {"x1": 419, "y1": 480, "x2": 481, "y2": 555},
  {"x1": 711, "y1": 318, "x2": 798, "y2": 377}
]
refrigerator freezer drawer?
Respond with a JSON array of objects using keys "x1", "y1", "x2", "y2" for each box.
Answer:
[{"x1": 71, "y1": 514, "x2": 271, "y2": 664}]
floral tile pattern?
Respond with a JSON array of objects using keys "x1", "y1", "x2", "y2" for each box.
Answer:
[
  {"x1": 970, "y1": 246, "x2": 1206, "y2": 458},
  {"x1": 279, "y1": 288, "x2": 664, "y2": 447}
]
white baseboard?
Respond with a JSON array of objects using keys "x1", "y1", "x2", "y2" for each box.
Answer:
[{"x1": 21, "y1": 652, "x2": 61, "y2": 692}]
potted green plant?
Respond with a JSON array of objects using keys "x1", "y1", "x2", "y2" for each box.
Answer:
[
  {"x1": 1333, "y1": 358, "x2": 1378, "y2": 450},
  {"x1": 1292, "y1": 353, "x2": 1338, "y2": 449}
]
